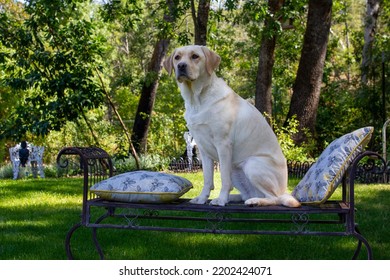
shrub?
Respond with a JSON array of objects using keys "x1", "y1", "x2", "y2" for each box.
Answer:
[
  {"x1": 113, "y1": 154, "x2": 171, "y2": 173},
  {"x1": 0, "y1": 164, "x2": 13, "y2": 179},
  {"x1": 272, "y1": 116, "x2": 315, "y2": 163}
]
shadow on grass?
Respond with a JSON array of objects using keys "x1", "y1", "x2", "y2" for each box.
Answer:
[
  {"x1": 0, "y1": 178, "x2": 83, "y2": 197},
  {"x1": 71, "y1": 228, "x2": 366, "y2": 260},
  {"x1": 0, "y1": 178, "x2": 389, "y2": 260}
]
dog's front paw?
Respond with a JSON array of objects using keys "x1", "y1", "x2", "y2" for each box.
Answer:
[
  {"x1": 189, "y1": 196, "x2": 208, "y2": 204},
  {"x1": 210, "y1": 197, "x2": 228, "y2": 206}
]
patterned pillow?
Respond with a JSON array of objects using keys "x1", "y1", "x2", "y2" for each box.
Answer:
[
  {"x1": 90, "y1": 171, "x2": 193, "y2": 203},
  {"x1": 292, "y1": 127, "x2": 373, "y2": 204}
]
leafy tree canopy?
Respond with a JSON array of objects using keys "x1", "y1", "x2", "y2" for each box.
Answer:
[{"x1": 0, "y1": 0, "x2": 109, "y2": 140}]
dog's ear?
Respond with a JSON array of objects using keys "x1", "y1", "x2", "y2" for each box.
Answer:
[
  {"x1": 201, "y1": 46, "x2": 221, "y2": 75},
  {"x1": 163, "y1": 50, "x2": 175, "y2": 76}
]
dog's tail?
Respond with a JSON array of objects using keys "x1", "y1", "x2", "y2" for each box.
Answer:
[
  {"x1": 245, "y1": 193, "x2": 301, "y2": 208},
  {"x1": 278, "y1": 193, "x2": 301, "y2": 208}
]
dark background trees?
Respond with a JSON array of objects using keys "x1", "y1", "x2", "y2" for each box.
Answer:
[
  {"x1": 131, "y1": 0, "x2": 177, "y2": 155},
  {"x1": 1, "y1": 0, "x2": 389, "y2": 165},
  {"x1": 285, "y1": 0, "x2": 333, "y2": 144}
]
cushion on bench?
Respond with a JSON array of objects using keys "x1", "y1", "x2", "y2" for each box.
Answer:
[
  {"x1": 292, "y1": 126, "x2": 373, "y2": 204},
  {"x1": 90, "y1": 171, "x2": 193, "y2": 203}
]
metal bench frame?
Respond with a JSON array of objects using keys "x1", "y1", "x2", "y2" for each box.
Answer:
[{"x1": 57, "y1": 147, "x2": 384, "y2": 260}]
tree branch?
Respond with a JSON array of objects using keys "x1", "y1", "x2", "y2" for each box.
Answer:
[{"x1": 95, "y1": 68, "x2": 141, "y2": 169}]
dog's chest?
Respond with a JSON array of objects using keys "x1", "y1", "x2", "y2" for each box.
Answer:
[
  {"x1": 184, "y1": 106, "x2": 208, "y2": 127},
  {"x1": 183, "y1": 92, "x2": 235, "y2": 137},
  {"x1": 184, "y1": 105, "x2": 229, "y2": 158},
  {"x1": 185, "y1": 114, "x2": 219, "y2": 160}
]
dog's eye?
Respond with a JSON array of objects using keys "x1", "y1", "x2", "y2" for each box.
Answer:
[
  {"x1": 174, "y1": 55, "x2": 181, "y2": 60},
  {"x1": 191, "y1": 54, "x2": 199, "y2": 59}
]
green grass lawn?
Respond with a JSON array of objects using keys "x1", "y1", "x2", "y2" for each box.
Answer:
[{"x1": 0, "y1": 174, "x2": 389, "y2": 260}]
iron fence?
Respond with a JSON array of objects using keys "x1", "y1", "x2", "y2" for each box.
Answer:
[
  {"x1": 168, "y1": 157, "x2": 390, "y2": 184},
  {"x1": 287, "y1": 160, "x2": 313, "y2": 179}
]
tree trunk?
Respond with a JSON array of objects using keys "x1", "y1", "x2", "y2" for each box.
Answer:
[
  {"x1": 132, "y1": 39, "x2": 170, "y2": 154},
  {"x1": 255, "y1": 0, "x2": 284, "y2": 120},
  {"x1": 285, "y1": 0, "x2": 332, "y2": 144},
  {"x1": 361, "y1": 0, "x2": 381, "y2": 84},
  {"x1": 131, "y1": 0, "x2": 175, "y2": 154},
  {"x1": 191, "y1": 0, "x2": 210, "y2": 46}
]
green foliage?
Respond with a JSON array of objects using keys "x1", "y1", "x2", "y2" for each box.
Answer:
[
  {"x1": 0, "y1": 164, "x2": 13, "y2": 179},
  {"x1": 147, "y1": 74, "x2": 187, "y2": 157},
  {"x1": 0, "y1": 0, "x2": 108, "y2": 139},
  {"x1": 0, "y1": 162, "x2": 61, "y2": 179},
  {"x1": 272, "y1": 115, "x2": 315, "y2": 162},
  {"x1": 99, "y1": 0, "x2": 143, "y2": 32},
  {"x1": 1, "y1": 0, "x2": 390, "y2": 165},
  {"x1": 43, "y1": 107, "x2": 120, "y2": 163},
  {"x1": 113, "y1": 153, "x2": 171, "y2": 172},
  {"x1": 317, "y1": 79, "x2": 367, "y2": 150}
]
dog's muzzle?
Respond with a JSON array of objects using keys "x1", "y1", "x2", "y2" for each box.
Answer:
[{"x1": 176, "y1": 62, "x2": 190, "y2": 82}]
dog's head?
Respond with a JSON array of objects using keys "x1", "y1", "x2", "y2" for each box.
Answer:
[{"x1": 164, "y1": 45, "x2": 221, "y2": 83}]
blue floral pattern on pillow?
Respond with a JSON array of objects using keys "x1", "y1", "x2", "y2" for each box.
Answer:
[
  {"x1": 90, "y1": 171, "x2": 193, "y2": 203},
  {"x1": 292, "y1": 127, "x2": 373, "y2": 204}
]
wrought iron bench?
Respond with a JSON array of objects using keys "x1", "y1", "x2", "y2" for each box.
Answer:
[{"x1": 57, "y1": 146, "x2": 385, "y2": 260}]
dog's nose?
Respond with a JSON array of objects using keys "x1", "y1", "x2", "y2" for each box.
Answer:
[{"x1": 178, "y1": 62, "x2": 187, "y2": 71}]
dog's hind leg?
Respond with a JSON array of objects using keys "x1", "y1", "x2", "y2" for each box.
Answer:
[
  {"x1": 231, "y1": 168, "x2": 258, "y2": 202},
  {"x1": 240, "y1": 157, "x2": 300, "y2": 208}
]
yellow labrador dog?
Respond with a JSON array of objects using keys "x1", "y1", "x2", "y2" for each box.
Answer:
[{"x1": 164, "y1": 45, "x2": 300, "y2": 208}]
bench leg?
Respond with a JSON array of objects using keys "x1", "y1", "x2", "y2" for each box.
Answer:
[
  {"x1": 92, "y1": 228, "x2": 105, "y2": 260},
  {"x1": 91, "y1": 211, "x2": 113, "y2": 260},
  {"x1": 65, "y1": 213, "x2": 109, "y2": 260},
  {"x1": 352, "y1": 225, "x2": 373, "y2": 260},
  {"x1": 92, "y1": 212, "x2": 110, "y2": 260},
  {"x1": 65, "y1": 222, "x2": 82, "y2": 260}
]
